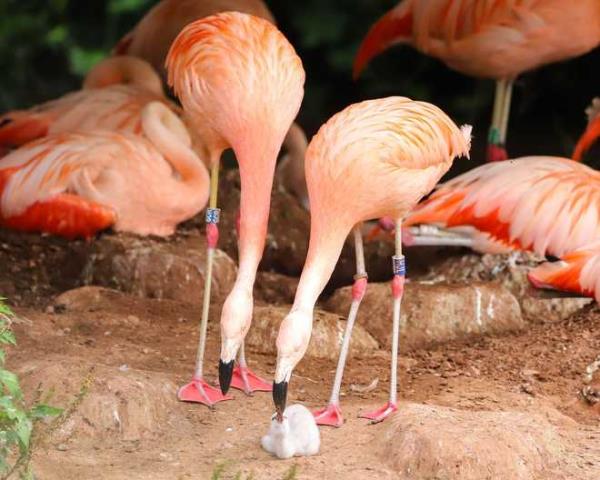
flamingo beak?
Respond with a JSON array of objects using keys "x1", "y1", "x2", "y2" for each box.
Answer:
[
  {"x1": 273, "y1": 380, "x2": 288, "y2": 415},
  {"x1": 573, "y1": 116, "x2": 600, "y2": 162},
  {"x1": 218, "y1": 359, "x2": 235, "y2": 395},
  {"x1": 353, "y1": 7, "x2": 413, "y2": 80}
]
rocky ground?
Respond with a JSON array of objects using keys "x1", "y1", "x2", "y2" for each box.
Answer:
[{"x1": 3, "y1": 173, "x2": 600, "y2": 479}]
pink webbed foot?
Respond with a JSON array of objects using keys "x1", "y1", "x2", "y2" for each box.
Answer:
[
  {"x1": 229, "y1": 366, "x2": 272, "y2": 395},
  {"x1": 177, "y1": 376, "x2": 233, "y2": 407},
  {"x1": 359, "y1": 402, "x2": 397, "y2": 424},
  {"x1": 313, "y1": 403, "x2": 343, "y2": 427}
]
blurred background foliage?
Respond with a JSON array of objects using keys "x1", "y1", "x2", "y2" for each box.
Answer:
[{"x1": 0, "y1": 0, "x2": 598, "y2": 168}]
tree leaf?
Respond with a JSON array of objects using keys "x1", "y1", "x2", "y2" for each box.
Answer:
[
  {"x1": 30, "y1": 404, "x2": 62, "y2": 419},
  {"x1": 0, "y1": 368, "x2": 22, "y2": 398}
]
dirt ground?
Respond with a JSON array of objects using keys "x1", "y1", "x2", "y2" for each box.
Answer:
[{"x1": 3, "y1": 229, "x2": 600, "y2": 479}]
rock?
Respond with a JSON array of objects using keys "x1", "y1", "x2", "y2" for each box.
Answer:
[
  {"x1": 325, "y1": 281, "x2": 523, "y2": 349},
  {"x1": 378, "y1": 403, "x2": 576, "y2": 479},
  {"x1": 423, "y1": 251, "x2": 592, "y2": 323},
  {"x1": 245, "y1": 305, "x2": 378, "y2": 360},
  {"x1": 17, "y1": 358, "x2": 186, "y2": 442},
  {"x1": 81, "y1": 233, "x2": 237, "y2": 305},
  {"x1": 254, "y1": 272, "x2": 298, "y2": 305}
]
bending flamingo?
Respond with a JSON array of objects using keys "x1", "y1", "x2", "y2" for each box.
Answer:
[
  {"x1": 272, "y1": 97, "x2": 471, "y2": 426},
  {"x1": 166, "y1": 12, "x2": 305, "y2": 405},
  {"x1": 354, "y1": 0, "x2": 600, "y2": 162},
  {"x1": 0, "y1": 56, "x2": 175, "y2": 154},
  {"x1": 0, "y1": 102, "x2": 209, "y2": 238},
  {"x1": 115, "y1": 0, "x2": 274, "y2": 81},
  {"x1": 405, "y1": 157, "x2": 600, "y2": 257},
  {"x1": 573, "y1": 98, "x2": 600, "y2": 162}
]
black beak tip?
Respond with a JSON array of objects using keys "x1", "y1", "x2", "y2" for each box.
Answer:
[
  {"x1": 218, "y1": 359, "x2": 235, "y2": 395},
  {"x1": 272, "y1": 380, "x2": 288, "y2": 414}
]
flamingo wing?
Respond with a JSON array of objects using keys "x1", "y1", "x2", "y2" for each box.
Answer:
[
  {"x1": 405, "y1": 156, "x2": 600, "y2": 257},
  {"x1": 528, "y1": 242, "x2": 600, "y2": 302},
  {"x1": 0, "y1": 133, "x2": 121, "y2": 239}
]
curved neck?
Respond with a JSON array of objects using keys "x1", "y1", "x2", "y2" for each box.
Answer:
[
  {"x1": 292, "y1": 218, "x2": 352, "y2": 313},
  {"x1": 234, "y1": 139, "x2": 282, "y2": 289},
  {"x1": 142, "y1": 106, "x2": 209, "y2": 191},
  {"x1": 84, "y1": 56, "x2": 164, "y2": 95}
]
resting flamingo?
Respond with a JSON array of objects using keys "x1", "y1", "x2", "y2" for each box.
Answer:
[
  {"x1": 272, "y1": 97, "x2": 471, "y2": 426},
  {"x1": 166, "y1": 12, "x2": 305, "y2": 405},
  {"x1": 529, "y1": 241, "x2": 600, "y2": 303},
  {"x1": 405, "y1": 157, "x2": 600, "y2": 258},
  {"x1": 114, "y1": 0, "x2": 274, "y2": 81},
  {"x1": 0, "y1": 102, "x2": 208, "y2": 238},
  {"x1": 353, "y1": 0, "x2": 600, "y2": 162},
  {"x1": 0, "y1": 56, "x2": 175, "y2": 155}
]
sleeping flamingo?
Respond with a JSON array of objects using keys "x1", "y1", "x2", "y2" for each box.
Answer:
[
  {"x1": 405, "y1": 157, "x2": 600, "y2": 258},
  {"x1": 115, "y1": 0, "x2": 274, "y2": 81},
  {"x1": 272, "y1": 97, "x2": 471, "y2": 426},
  {"x1": 0, "y1": 56, "x2": 175, "y2": 155},
  {"x1": 0, "y1": 102, "x2": 208, "y2": 238},
  {"x1": 166, "y1": 12, "x2": 305, "y2": 406},
  {"x1": 353, "y1": 0, "x2": 600, "y2": 162}
]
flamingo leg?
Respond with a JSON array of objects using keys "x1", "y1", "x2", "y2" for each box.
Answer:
[
  {"x1": 487, "y1": 79, "x2": 509, "y2": 162},
  {"x1": 313, "y1": 225, "x2": 367, "y2": 427},
  {"x1": 360, "y1": 220, "x2": 404, "y2": 424},
  {"x1": 499, "y1": 79, "x2": 514, "y2": 147},
  {"x1": 229, "y1": 342, "x2": 272, "y2": 395},
  {"x1": 178, "y1": 160, "x2": 233, "y2": 407}
]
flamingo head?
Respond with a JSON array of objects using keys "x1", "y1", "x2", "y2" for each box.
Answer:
[
  {"x1": 353, "y1": 4, "x2": 413, "y2": 80},
  {"x1": 273, "y1": 308, "x2": 313, "y2": 415},
  {"x1": 573, "y1": 98, "x2": 600, "y2": 162},
  {"x1": 218, "y1": 285, "x2": 253, "y2": 394}
]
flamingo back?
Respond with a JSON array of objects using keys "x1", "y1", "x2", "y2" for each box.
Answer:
[
  {"x1": 166, "y1": 11, "x2": 305, "y2": 153},
  {"x1": 305, "y1": 97, "x2": 471, "y2": 229},
  {"x1": 406, "y1": 157, "x2": 600, "y2": 257}
]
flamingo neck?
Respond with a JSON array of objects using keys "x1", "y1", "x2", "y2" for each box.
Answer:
[
  {"x1": 292, "y1": 220, "x2": 351, "y2": 313},
  {"x1": 141, "y1": 104, "x2": 209, "y2": 192},
  {"x1": 84, "y1": 56, "x2": 163, "y2": 95}
]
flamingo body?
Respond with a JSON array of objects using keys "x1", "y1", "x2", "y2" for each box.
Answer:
[
  {"x1": 115, "y1": 0, "x2": 275, "y2": 79},
  {"x1": 0, "y1": 103, "x2": 208, "y2": 239},
  {"x1": 405, "y1": 157, "x2": 600, "y2": 257},
  {"x1": 0, "y1": 57, "x2": 175, "y2": 153},
  {"x1": 354, "y1": 0, "x2": 600, "y2": 79}
]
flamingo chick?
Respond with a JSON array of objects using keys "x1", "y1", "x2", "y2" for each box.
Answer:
[
  {"x1": 273, "y1": 97, "x2": 471, "y2": 426},
  {"x1": 0, "y1": 56, "x2": 173, "y2": 155},
  {"x1": 0, "y1": 102, "x2": 208, "y2": 238},
  {"x1": 354, "y1": 0, "x2": 600, "y2": 162},
  {"x1": 166, "y1": 12, "x2": 305, "y2": 405},
  {"x1": 405, "y1": 157, "x2": 600, "y2": 258}
]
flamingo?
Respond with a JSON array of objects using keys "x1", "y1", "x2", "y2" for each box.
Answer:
[
  {"x1": 529, "y1": 241, "x2": 600, "y2": 303},
  {"x1": 573, "y1": 98, "x2": 600, "y2": 162},
  {"x1": 0, "y1": 102, "x2": 209, "y2": 238},
  {"x1": 0, "y1": 56, "x2": 175, "y2": 155},
  {"x1": 353, "y1": 0, "x2": 600, "y2": 162},
  {"x1": 114, "y1": 0, "x2": 274, "y2": 81},
  {"x1": 404, "y1": 157, "x2": 600, "y2": 259},
  {"x1": 272, "y1": 97, "x2": 472, "y2": 426},
  {"x1": 166, "y1": 12, "x2": 305, "y2": 406}
]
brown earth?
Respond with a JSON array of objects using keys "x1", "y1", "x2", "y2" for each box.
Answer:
[{"x1": 2, "y1": 219, "x2": 600, "y2": 479}]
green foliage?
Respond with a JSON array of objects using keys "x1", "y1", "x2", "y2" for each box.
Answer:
[{"x1": 0, "y1": 299, "x2": 62, "y2": 480}]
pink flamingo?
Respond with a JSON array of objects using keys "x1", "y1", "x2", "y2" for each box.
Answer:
[
  {"x1": 166, "y1": 12, "x2": 305, "y2": 406},
  {"x1": 0, "y1": 102, "x2": 208, "y2": 238},
  {"x1": 529, "y1": 241, "x2": 600, "y2": 302},
  {"x1": 0, "y1": 56, "x2": 174, "y2": 155},
  {"x1": 114, "y1": 0, "x2": 274, "y2": 81},
  {"x1": 353, "y1": 0, "x2": 600, "y2": 162},
  {"x1": 272, "y1": 97, "x2": 471, "y2": 426},
  {"x1": 405, "y1": 156, "x2": 600, "y2": 258}
]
